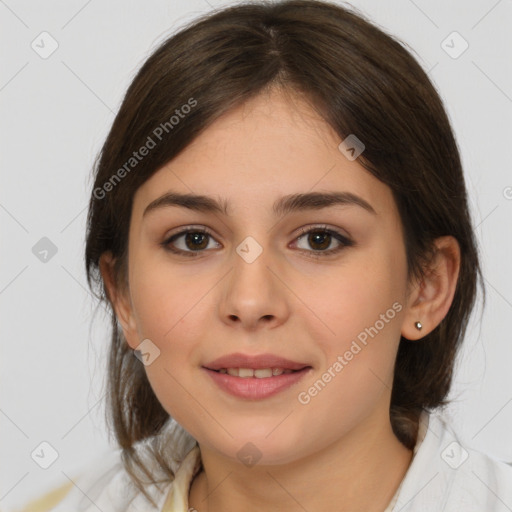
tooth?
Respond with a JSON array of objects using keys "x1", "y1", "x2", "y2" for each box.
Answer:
[
  {"x1": 221, "y1": 367, "x2": 294, "y2": 377},
  {"x1": 254, "y1": 368, "x2": 273, "y2": 378}
]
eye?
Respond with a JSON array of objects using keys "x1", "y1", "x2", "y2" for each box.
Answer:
[
  {"x1": 161, "y1": 224, "x2": 354, "y2": 258},
  {"x1": 292, "y1": 225, "x2": 354, "y2": 257},
  {"x1": 161, "y1": 227, "x2": 221, "y2": 257}
]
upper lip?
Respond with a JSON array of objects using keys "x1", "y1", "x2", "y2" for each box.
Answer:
[{"x1": 203, "y1": 352, "x2": 311, "y2": 371}]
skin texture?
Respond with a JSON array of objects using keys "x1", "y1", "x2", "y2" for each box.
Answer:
[{"x1": 100, "y1": 87, "x2": 461, "y2": 512}]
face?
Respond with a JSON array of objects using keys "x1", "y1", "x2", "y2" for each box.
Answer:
[{"x1": 116, "y1": 88, "x2": 411, "y2": 466}]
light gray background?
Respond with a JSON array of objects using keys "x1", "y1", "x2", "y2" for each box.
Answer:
[{"x1": 1, "y1": 0, "x2": 511, "y2": 508}]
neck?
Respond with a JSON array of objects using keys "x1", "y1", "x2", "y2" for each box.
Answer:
[{"x1": 188, "y1": 411, "x2": 414, "y2": 512}]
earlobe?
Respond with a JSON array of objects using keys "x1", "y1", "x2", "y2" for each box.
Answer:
[
  {"x1": 401, "y1": 236, "x2": 461, "y2": 341},
  {"x1": 99, "y1": 252, "x2": 139, "y2": 348}
]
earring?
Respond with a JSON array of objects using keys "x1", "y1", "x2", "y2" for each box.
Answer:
[{"x1": 414, "y1": 321, "x2": 422, "y2": 331}]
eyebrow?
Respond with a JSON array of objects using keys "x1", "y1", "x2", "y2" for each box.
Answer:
[{"x1": 142, "y1": 190, "x2": 377, "y2": 218}]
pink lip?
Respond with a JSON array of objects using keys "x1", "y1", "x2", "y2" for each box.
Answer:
[
  {"x1": 203, "y1": 352, "x2": 310, "y2": 371},
  {"x1": 202, "y1": 367, "x2": 312, "y2": 400}
]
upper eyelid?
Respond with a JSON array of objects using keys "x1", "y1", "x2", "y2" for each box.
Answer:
[
  {"x1": 295, "y1": 224, "x2": 351, "y2": 239},
  {"x1": 163, "y1": 224, "x2": 350, "y2": 239}
]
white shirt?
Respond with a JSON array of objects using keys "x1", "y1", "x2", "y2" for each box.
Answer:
[{"x1": 29, "y1": 410, "x2": 512, "y2": 511}]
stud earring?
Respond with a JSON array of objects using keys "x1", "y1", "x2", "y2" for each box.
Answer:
[{"x1": 414, "y1": 321, "x2": 422, "y2": 331}]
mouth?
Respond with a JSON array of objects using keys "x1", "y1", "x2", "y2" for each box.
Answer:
[{"x1": 201, "y1": 352, "x2": 312, "y2": 399}]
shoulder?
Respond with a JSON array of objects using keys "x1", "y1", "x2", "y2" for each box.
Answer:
[
  {"x1": 394, "y1": 410, "x2": 512, "y2": 512},
  {"x1": 15, "y1": 419, "x2": 198, "y2": 512}
]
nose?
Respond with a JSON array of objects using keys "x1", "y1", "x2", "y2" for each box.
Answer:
[{"x1": 217, "y1": 242, "x2": 290, "y2": 331}]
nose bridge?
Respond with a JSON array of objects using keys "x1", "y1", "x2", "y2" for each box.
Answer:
[
  {"x1": 218, "y1": 233, "x2": 289, "y2": 328},
  {"x1": 231, "y1": 234, "x2": 274, "y2": 298}
]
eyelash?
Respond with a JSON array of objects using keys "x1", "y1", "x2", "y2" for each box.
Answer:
[{"x1": 160, "y1": 225, "x2": 354, "y2": 259}]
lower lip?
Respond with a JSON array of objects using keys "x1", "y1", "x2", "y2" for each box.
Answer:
[{"x1": 202, "y1": 367, "x2": 312, "y2": 400}]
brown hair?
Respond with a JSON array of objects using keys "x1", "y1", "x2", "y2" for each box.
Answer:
[{"x1": 85, "y1": 0, "x2": 483, "y2": 502}]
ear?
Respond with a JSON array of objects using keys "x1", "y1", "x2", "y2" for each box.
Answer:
[
  {"x1": 401, "y1": 236, "x2": 461, "y2": 340},
  {"x1": 99, "y1": 251, "x2": 139, "y2": 350}
]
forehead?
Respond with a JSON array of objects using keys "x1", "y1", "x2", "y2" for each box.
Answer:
[{"x1": 133, "y1": 88, "x2": 396, "y2": 219}]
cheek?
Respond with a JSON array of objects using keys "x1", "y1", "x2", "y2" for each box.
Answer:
[
  {"x1": 317, "y1": 249, "x2": 404, "y2": 337},
  {"x1": 129, "y1": 250, "x2": 204, "y2": 341},
  {"x1": 128, "y1": 253, "x2": 226, "y2": 372},
  {"x1": 127, "y1": 266, "x2": 211, "y2": 419},
  {"x1": 307, "y1": 243, "x2": 406, "y2": 384},
  {"x1": 295, "y1": 265, "x2": 404, "y2": 434}
]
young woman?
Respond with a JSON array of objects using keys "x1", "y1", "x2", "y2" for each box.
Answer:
[{"x1": 21, "y1": 0, "x2": 512, "y2": 510}]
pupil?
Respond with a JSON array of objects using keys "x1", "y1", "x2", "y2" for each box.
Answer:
[
  {"x1": 186, "y1": 232, "x2": 208, "y2": 250},
  {"x1": 309, "y1": 232, "x2": 330, "y2": 250}
]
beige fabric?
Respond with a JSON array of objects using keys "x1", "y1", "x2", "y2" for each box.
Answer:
[
  {"x1": 14, "y1": 481, "x2": 74, "y2": 512},
  {"x1": 161, "y1": 445, "x2": 202, "y2": 511}
]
